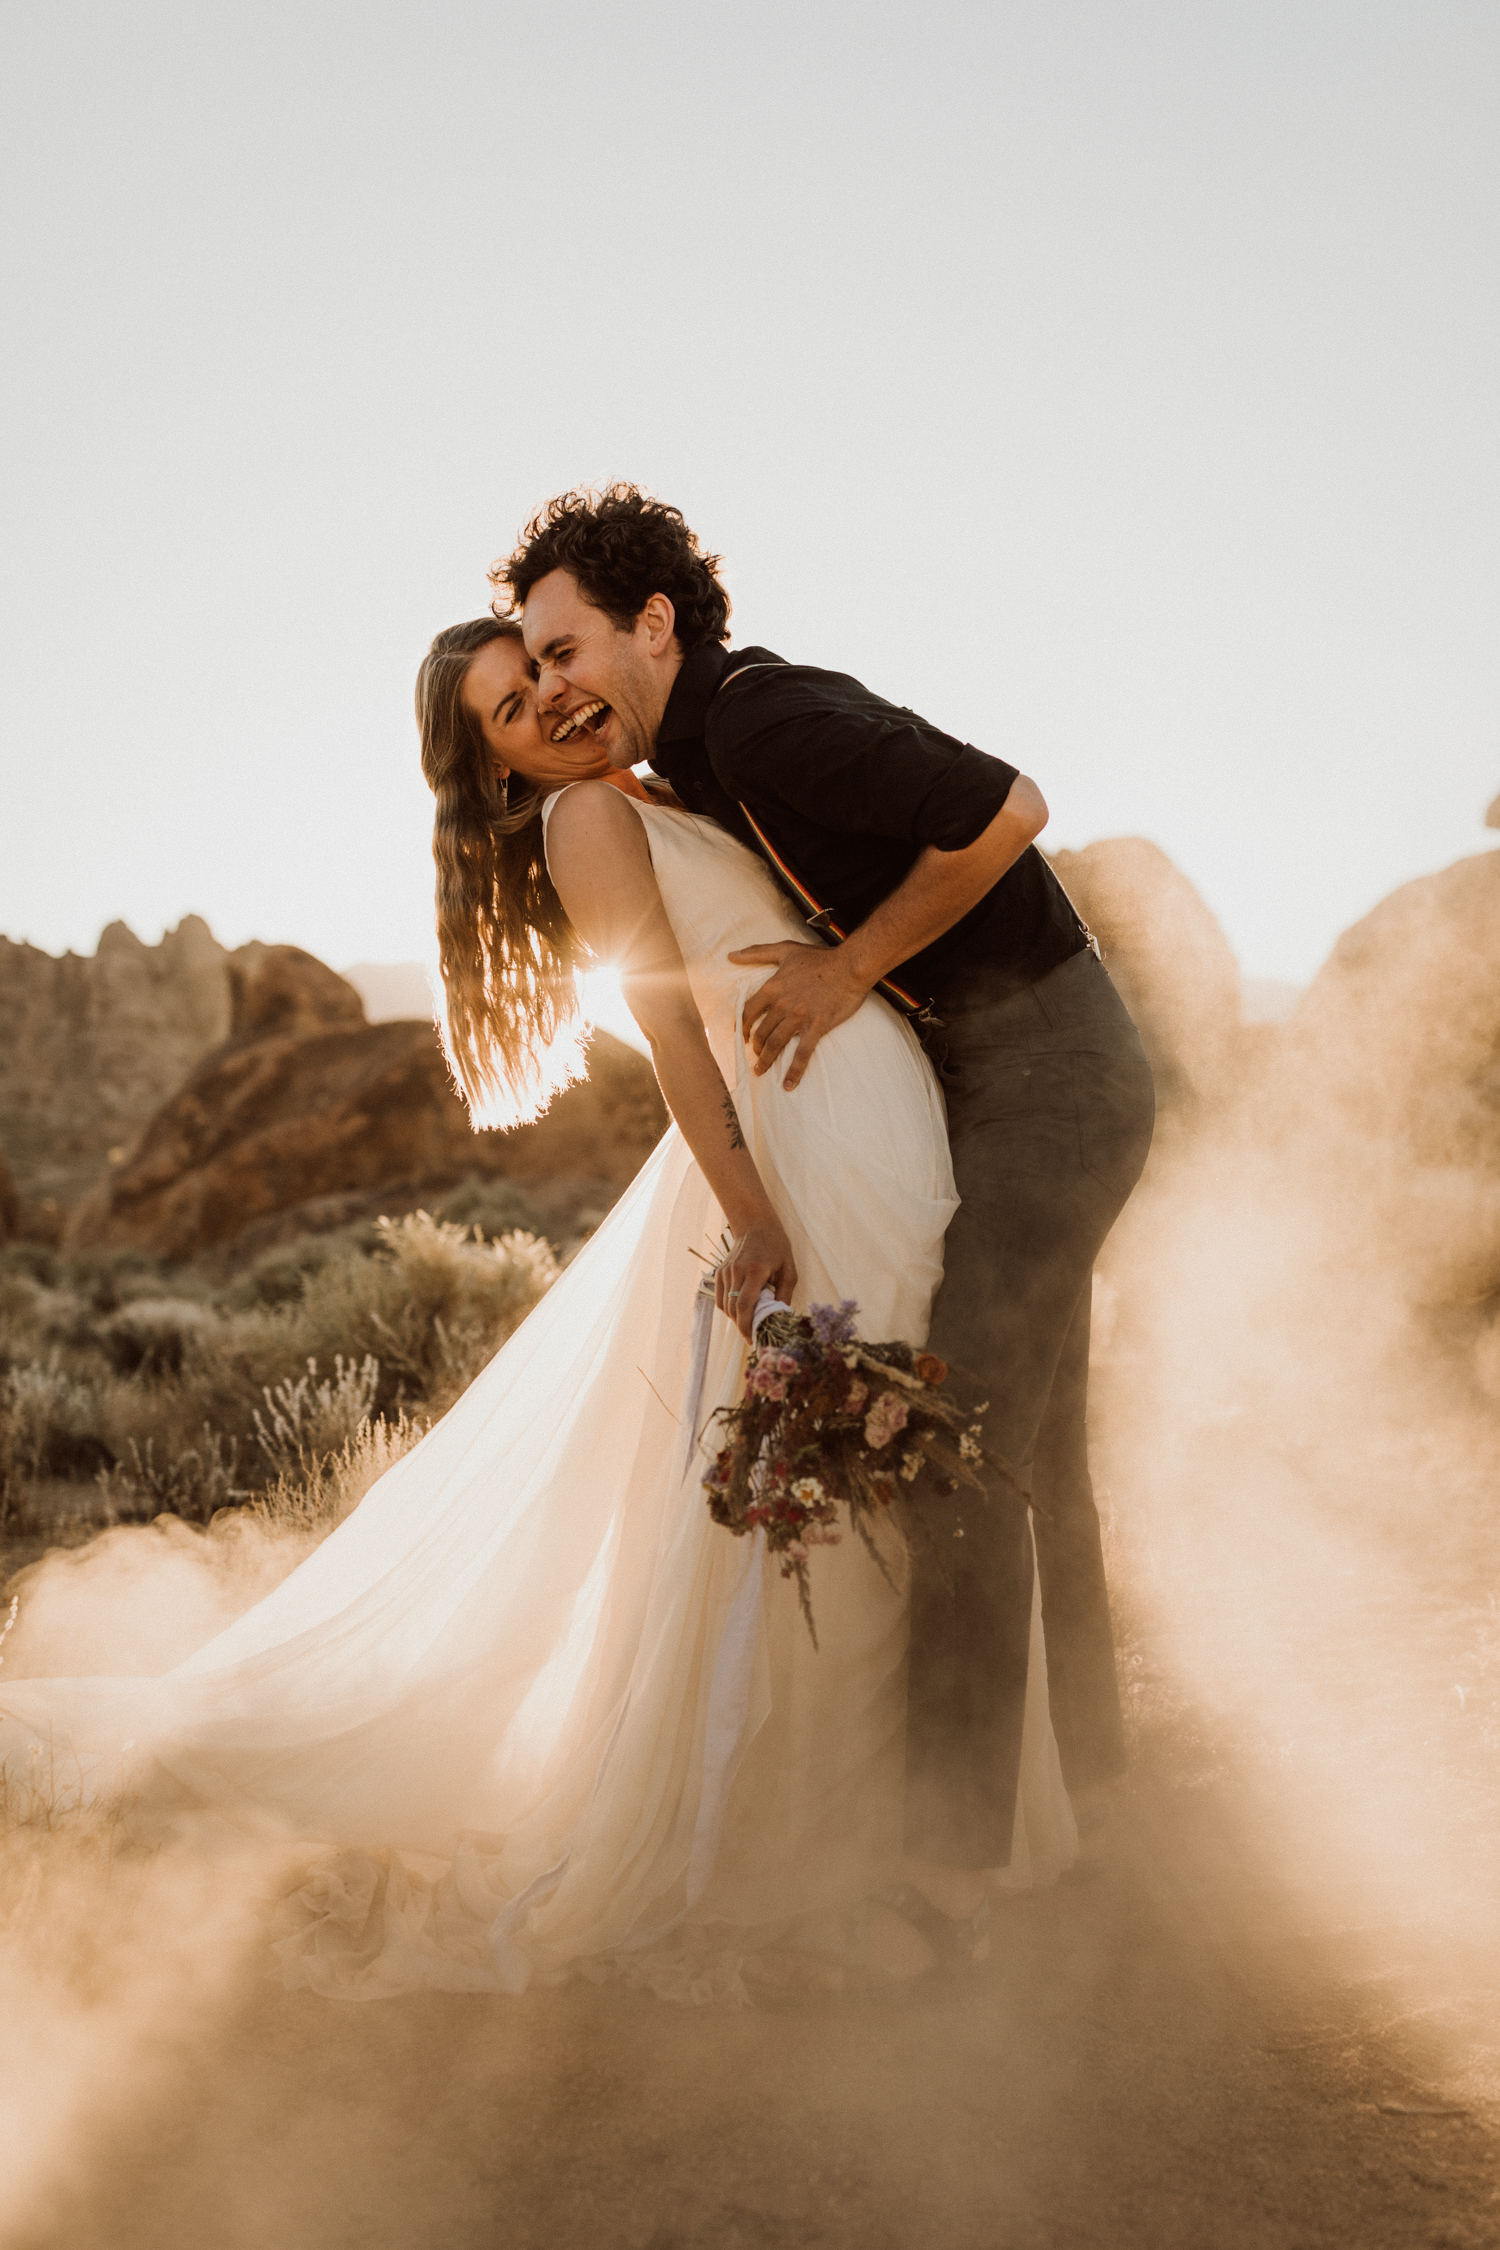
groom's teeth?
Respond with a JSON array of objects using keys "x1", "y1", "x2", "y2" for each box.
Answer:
[{"x1": 554, "y1": 698, "x2": 608, "y2": 743}]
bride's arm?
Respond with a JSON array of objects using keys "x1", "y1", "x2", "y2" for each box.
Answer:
[{"x1": 546, "y1": 782, "x2": 796, "y2": 1337}]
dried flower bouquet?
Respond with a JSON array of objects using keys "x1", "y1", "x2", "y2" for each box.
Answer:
[{"x1": 701, "y1": 1299, "x2": 1023, "y2": 1644}]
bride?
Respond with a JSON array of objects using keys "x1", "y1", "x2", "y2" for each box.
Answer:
[{"x1": 0, "y1": 616, "x2": 1075, "y2": 2003}]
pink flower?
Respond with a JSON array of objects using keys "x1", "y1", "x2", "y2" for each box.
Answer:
[
  {"x1": 863, "y1": 1392, "x2": 909, "y2": 1450},
  {"x1": 786, "y1": 1541, "x2": 808, "y2": 1562},
  {"x1": 845, "y1": 1379, "x2": 868, "y2": 1414},
  {"x1": 747, "y1": 1365, "x2": 787, "y2": 1400},
  {"x1": 775, "y1": 1353, "x2": 802, "y2": 1376}
]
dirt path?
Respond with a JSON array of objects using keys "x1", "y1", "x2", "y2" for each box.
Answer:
[{"x1": 7, "y1": 1759, "x2": 1496, "y2": 2250}]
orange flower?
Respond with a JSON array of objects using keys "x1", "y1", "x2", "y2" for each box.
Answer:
[{"x1": 914, "y1": 1354, "x2": 947, "y2": 1384}]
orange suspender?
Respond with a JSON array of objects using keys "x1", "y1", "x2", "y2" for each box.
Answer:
[{"x1": 735, "y1": 801, "x2": 938, "y2": 1025}]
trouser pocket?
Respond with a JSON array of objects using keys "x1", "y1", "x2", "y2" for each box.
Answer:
[{"x1": 1073, "y1": 1042, "x2": 1156, "y2": 1196}]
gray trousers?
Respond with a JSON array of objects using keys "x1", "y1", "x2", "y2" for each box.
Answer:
[{"x1": 904, "y1": 948, "x2": 1155, "y2": 1867}]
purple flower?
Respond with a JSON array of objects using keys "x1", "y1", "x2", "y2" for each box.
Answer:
[{"x1": 808, "y1": 1300, "x2": 859, "y2": 1347}]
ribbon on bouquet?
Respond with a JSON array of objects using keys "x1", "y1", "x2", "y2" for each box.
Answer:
[{"x1": 677, "y1": 1278, "x2": 790, "y2": 1489}]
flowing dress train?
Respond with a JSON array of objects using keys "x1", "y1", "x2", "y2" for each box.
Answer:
[{"x1": 0, "y1": 797, "x2": 1076, "y2": 2001}]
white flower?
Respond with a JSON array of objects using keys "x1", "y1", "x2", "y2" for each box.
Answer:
[
  {"x1": 789, "y1": 1476, "x2": 826, "y2": 1506},
  {"x1": 959, "y1": 1432, "x2": 982, "y2": 1464},
  {"x1": 899, "y1": 1451, "x2": 923, "y2": 1482}
]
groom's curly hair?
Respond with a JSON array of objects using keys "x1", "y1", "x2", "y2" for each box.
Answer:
[{"x1": 492, "y1": 484, "x2": 732, "y2": 648}]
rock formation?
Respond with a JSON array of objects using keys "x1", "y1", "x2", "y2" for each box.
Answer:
[
  {"x1": 67, "y1": 1019, "x2": 668, "y2": 1267},
  {"x1": 227, "y1": 943, "x2": 366, "y2": 1043},
  {"x1": 1046, "y1": 839, "x2": 1245, "y2": 1111},
  {"x1": 0, "y1": 919, "x2": 368, "y2": 1216},
  {"x1": 0, "y1": 917, "x2": 232, "y2": 1210},
  {"x1": 1267, "y1": 848, "x2": 1500, "y2": 1306},
  {"x1": 1281, "y1": 849, "x2": 1500, "y2": 1165}
]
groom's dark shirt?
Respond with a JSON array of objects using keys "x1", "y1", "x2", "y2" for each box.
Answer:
[{"x1": 648, "y1": 643, "x2": 1089, "y2": 1009}]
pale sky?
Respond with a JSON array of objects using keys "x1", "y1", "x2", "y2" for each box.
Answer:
[{"x1": 2, "y1": 1, "x2": 1495, "y2": 989}]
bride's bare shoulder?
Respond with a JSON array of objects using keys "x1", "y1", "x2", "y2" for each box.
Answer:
[
  {"x1": 547, "y1": 779, "x2": 647, "y2": 841},
  {"x1": 545, "y1": 781, "x2": 655, "y2": 893}
]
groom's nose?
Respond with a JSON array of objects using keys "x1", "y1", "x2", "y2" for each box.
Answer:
[{"x1": 535, "y1": 661, "x2": 567, "y2": 711}]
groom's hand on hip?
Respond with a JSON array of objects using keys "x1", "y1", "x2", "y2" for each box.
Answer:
[{"x1": 729, "y1": 942, "x2": 868, "y2": 1090}]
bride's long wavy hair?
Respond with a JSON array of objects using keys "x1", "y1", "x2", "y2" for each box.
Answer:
[{"x1": 415, "y1": 617, "x2": 587, "y2": 1127}]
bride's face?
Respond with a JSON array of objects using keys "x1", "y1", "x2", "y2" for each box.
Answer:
[{"x1": 461, "y1": 634, "x2": 615, "y2": 793}]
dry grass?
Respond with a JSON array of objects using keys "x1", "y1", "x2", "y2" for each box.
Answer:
[{"x1": 0, "y1": 1211, "x2": 557, "y2": 1553}]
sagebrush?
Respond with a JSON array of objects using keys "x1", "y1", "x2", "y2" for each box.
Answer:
[{"x1": 0, "y1": 1201, "x2": 558, "y2": 1538}]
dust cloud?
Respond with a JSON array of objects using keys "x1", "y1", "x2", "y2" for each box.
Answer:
[
  {"x1": 1094, "y1": 1124, "x2": 1500, "y2": 2109},
  {"x1": 3, "y1": 1509, "x2": 315, "y2": 1681},
  {"x1": 4, "y1": 953, "x2": 1500, "y2": 2245}
]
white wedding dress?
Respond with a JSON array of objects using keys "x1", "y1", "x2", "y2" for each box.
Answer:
[{"x1": 0, "y1": 797, "x2": 1075, "y2": 2002}]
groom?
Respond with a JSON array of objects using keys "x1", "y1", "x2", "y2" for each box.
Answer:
[{"x1": 498, "y1": 486, "x2": 1155, "y2": 1893}]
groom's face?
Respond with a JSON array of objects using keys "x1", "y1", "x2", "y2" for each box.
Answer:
[{"x1": 523, "y1": 570, "x2": 677, "y2": 773}]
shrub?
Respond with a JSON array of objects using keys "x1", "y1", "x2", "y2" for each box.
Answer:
[
  {"x1": 65, "y1": 1246, "x2": 175, "y2": 1315},
  {"x1": 94, "y1": 1426, "x2": 249, "y2": 1526},
  {"x1": 233, "y1": 1212, "x2": 558, "y2": 1421},
  {"x1": 223, "y1": 1222, "x2": 383, "y2": 1312},
  {"x1": 248, "y1": 1407, "x2": 430, "y2": 1539},
  {"x1": 0, "y1": 1244, "x2": 60, "y2": 1289},
  {"x1": 99, "y1": 1298, "x2": 215, "y2": 1377},
  {"x1": 252, "y1": 1354, "x2": 381, "y2": 1478},
  {"x1": 0, "y1": 1208, "x2": 558, "y2": 1545},
  {"x1": 0, "y1": 1359, "x2": 105, "y2": 1522},
  {"x1": 432, "y1": 1177, "x2": 546, "y2": 1241}
]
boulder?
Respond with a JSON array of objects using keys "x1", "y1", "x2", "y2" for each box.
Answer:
[
  {"x1": 0, "y1": 920, "x2": 367, "y2": 1211},
  {"x1": 1267, "y1": 849, "x2": 1500, "y2": 1307},
  {"x1": 1280, "y1": 850, "x2": 1500, "y2": 1170},
  {"x1": 66, "y1": 1020, "x2": 667, "y2": 1266},
  {"x1": 226, "y1": 944, "x2": 365, "y2": 1042},
  {"x1": 1046, "y1": 839, "x2": 1244, "y2": 1111}
]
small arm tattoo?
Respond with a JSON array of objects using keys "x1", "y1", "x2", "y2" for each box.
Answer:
[{"x1": 720, "y1": 1089, "x2": 745, "y2": 1151}]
